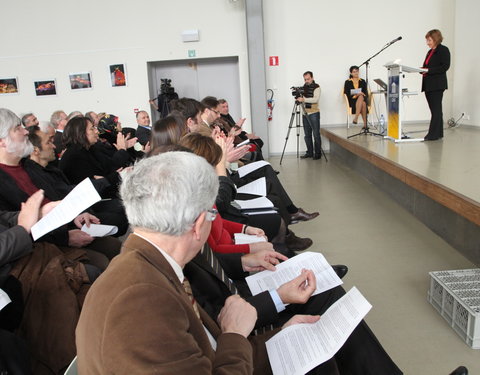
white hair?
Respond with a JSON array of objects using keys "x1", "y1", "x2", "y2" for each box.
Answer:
[
  {"x1": 120, "y1": 151, "x2": 219, "y2": 236},
  {"x1": 0, "y1": 108, "x2": 21, "y2": 139}
]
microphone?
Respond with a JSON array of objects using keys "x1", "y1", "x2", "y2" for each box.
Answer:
[{"x1": 388, "y1": 36, "x2": 402, "y2": 45}]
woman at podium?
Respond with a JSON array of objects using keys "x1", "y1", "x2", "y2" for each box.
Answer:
[
  {"x1": 344, "y1": 65, "x2": 369, "y2": 129},
  {"x1": 422, "y1": 29, "x2": 451, "y2": 141}
]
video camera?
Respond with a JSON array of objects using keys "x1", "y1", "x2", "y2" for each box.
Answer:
[
  {"x1": 160, "y1": 78, "x2": 176, "y2": 95},
  {"x1": 290, "y1": 86, "x2": 305, "y2": 99}
]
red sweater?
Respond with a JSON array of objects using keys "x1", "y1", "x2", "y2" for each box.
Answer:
[{"x1": 207, "y1": 213, "x2": 250, "y2": 254}]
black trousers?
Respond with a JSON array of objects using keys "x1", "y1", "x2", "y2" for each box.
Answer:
[{"x1": 425, "y1": 89, "x2": 444, "y2": 139}]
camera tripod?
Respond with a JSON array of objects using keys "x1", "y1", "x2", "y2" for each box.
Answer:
[{"x1": 280, "y1": 100, "x2": 328, "y2": 165}]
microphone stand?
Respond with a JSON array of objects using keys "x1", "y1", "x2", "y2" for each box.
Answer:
[{"x1": 348, "y1": 39, "x2": 400, "y2": 139}]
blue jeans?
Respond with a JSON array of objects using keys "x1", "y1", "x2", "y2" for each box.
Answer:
[{"x1": 303, "y1": 111, "x2": 321, "y2": 156}]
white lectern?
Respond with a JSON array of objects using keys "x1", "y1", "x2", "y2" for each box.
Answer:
[{"x1": 383, "y1": 63, "x2": 426, "y2": 142}]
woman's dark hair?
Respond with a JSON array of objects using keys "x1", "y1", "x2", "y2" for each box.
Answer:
[
  {"x1": 62, "y1": 116, "x2": 92, "y2": 149},
  {"x1": 150, "y1": 115, "x2": 186, "y2": 153},
  {"x1": 178, "y1": 132, "x2": 222, "y2": 167},
  {"x1": 349, "y1": 65, "x2": 360, "y2": 78}
]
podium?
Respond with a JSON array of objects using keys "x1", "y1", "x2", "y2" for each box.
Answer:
[{"x1": 383, "y1": 63, "x2": 426, "y2": 142}]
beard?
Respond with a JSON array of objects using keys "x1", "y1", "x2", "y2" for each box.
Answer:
[{"x1": 5, "y1": 135, "x2": 34, "y2": 158}]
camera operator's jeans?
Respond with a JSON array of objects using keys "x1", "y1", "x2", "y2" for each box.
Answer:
[{"x1": 302, "y1": 111, "x2": 321, "y2": 156}]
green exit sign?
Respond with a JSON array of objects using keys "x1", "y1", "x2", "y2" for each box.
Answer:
[{"x1": 188, "y1": 50, "x2": 196, "y2": 58}]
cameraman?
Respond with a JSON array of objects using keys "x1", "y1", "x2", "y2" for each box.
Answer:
[{"x1": 296, "y1": 71, "x2": 322, "y2": 160}]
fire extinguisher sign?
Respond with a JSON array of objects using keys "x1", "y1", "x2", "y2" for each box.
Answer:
[{"x1": 269, "y1": 56, "x2": 279, "y2": 66}]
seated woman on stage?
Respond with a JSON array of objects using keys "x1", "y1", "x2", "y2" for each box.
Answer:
[{"x1": 344, "y1": 65, "x2": 369, "y2": 128}]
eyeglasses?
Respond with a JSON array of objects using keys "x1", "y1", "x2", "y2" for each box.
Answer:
[
  {"x1": 209, "y1": 108, "x2": 220, "y2": 115},
  {"x1": 205, "y1": 208, "x2": 218, "y2": 222}
]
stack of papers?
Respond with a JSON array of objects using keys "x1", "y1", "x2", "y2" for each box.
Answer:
[
  {"x1": 234, "y1": 233, "x2": 267, "y2": 245},
  {"x1": 234, "y1": 196, "x2": 274, "y2": 210}
]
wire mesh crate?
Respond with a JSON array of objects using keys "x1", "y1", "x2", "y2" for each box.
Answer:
[{"x1": 427, "y1": 269, "x2": 480, "y2": 349}]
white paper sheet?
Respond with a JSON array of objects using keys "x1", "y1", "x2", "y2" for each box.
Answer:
[
  {"x1": 235, "y1": 139, "x2": 250, "y2": 148},
  {"x1": 244, "y1": 210, "x2": 278, "y2": 216},
  {"x1": 237, "y1": 160, "x2": 270, "y2": 178},
  {"x1": 350, "y1": 88, "x2": 362, "y2": 95},
  {"x1": 0, "y1": 288, "x2": 12, "y2": 311},
  {"x1": 237, "y1": 177, "x2": 266, "y2": 196},
  {"x1": 266, "y1": 287, "x2": 372, "y2": 375},
  {"x1": 234, "y1": 196, "x2": 274, "y2": 210},
  {"x1": 234, "y1": 233, "x2": 267, "y2": 245},
  {"x1": 246, "y1": 252, "x2": 342, "y2": 298},
  {"x1": 31, "y1": 178, "x2": 101, "y2": 241},
  {"x1": 81, "y1": 223, "x2": 118, "y2": 237}
]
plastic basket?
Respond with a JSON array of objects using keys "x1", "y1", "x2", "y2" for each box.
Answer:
[{"x1": 427, "y1": 269, "x2": 480, "y2": 349}]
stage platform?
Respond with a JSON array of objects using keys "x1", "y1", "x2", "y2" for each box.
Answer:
[{"x1": 321, "y1": 124, "x2": 480, "y2": 265}]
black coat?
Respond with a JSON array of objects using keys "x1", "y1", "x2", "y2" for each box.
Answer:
[
  {"x1": 344, "y1": 78, "x2": 369, "y2": 113},
  {"x1": 422, "y1": 43, "x2": 450, "y2": 92},
  {"x1": 59, "y1": 143, "x2": 131, "y2": 191},
  {"x1": 135, "y1": 126, "x2": 151, "y2": 146}
]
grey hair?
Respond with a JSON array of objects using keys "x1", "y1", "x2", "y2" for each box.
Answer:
[
  {"x1": 67, "y1": 111, "x2": 83, "y2": 121},
  {"x1": 38, "y1": 122, "x2": 54, "y2": 133},
  {"x1": 50, "y1": 110, "x2": 66, "y2": 128},
  {"x1": 0, "y1": 108, "x2": 21, "y2": 138},
  {"x1": 120, "y1": 151, "x2": 219, "y2": 236}
]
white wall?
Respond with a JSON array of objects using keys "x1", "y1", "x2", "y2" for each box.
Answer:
[
  {"x1": 1, "y1": 0, "x2": 468, "y2": 154},
  {"x1": 452, "y1": 0, "x2": 480, "y2": 127},
  {"x1": 0, "y1": 0, "x2": 250, "y2": 129},
  {"x1": 263, "y1": 0, "x2": 456, "y2": 153}
]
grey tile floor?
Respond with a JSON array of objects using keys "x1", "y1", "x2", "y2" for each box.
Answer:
[{"x1": 269, "y1": 155, "x2": 479, "y2": 375}]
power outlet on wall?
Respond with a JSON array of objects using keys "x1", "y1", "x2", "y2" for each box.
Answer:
[{"x1": 463, "y1": 113, "x2": 470, "y2": 120}]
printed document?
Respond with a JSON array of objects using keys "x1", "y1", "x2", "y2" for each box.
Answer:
[
  {"x1": 31, "y1": 178, "x2": 101, "y2": 240},
  {"x1": 81, "y1": 223, "x2": 118, "y2": 237},
  {"x1": 266, "y1": 287, "x2": 372, "y2": 375},
  {"x1": 234, "y1": 196, "x2": 274, "y2": 210},
  {"x1": 246, "y1": 252, "x2": 342, "y2": 297},
  {"x1": 237, "y1": 160, "x2": 270, "y2": 178},
  {"x1": 237, "y1": 177, "x2": 266, "y2": 196}
]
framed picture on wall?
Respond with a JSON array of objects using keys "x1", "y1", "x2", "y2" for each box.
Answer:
[
  {"x1": 69, "y1": 72, "x2": 92, "y2": 90},
  {"x1": 109, "y1": 63, "x2": 127, "y2": 87},
  {"x1": 34, "y1": 79, "x2": 57, "y2": 96},
  {"x1": 0, "y1": 77, "x2": 19, "y2": 95}
]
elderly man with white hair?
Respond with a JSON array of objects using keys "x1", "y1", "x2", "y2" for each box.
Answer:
[{"x1": 76, "y1": 152, "x2": 301, "y2": 374}]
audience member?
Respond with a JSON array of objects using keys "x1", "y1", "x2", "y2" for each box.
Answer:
[
  {"x1": 50, "y1": 110, "x2": 68, "y2": 158},
  {"x1": 135, "y1": 110, "x2": 152, "y2": 146},
  {"x1": 59, "y1": 116, "x2": 134, "y2": 196},
  {"x1": 27, "y1": 126, "x2": 129, "y2": 236},
  {"x1": 67, "y1": 111, "x2": 83, "y2": 121},
  {"x1": 76, "y1": 152, "x2": 264, "y2": 373},
  {"x1": 85, "y1": 111, "x2": 100, "y2": 127},
  {"x1": 0, "y1": 191, "x2": 97, "y2": 374},
  {"x1": 21, "y1": 113, "x2": 39, "y2": 128}
]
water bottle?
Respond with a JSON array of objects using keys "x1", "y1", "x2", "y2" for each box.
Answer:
[{"x1": 379, "y1": 114, "x2": 385, "y2": 133}]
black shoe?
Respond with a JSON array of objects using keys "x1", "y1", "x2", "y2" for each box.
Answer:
[
  {"x1": 285, "y1": 230, "x2": 313, "y2": 252},
  {"x1": 449, "y1": 366, "x2": 468, "y2": 375},
  {"x1": 332, "y1": 265, "x2": 348, "y2": 279},
  {"x1": 290, "y1": 208, "x2": 319, "y2": 224},
  {"x1": 313, "y1": 154, "x2": 321, "y2": 160},
  {"x1": 300, "y1": 154, "x2": 312, "y2": 159}
]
